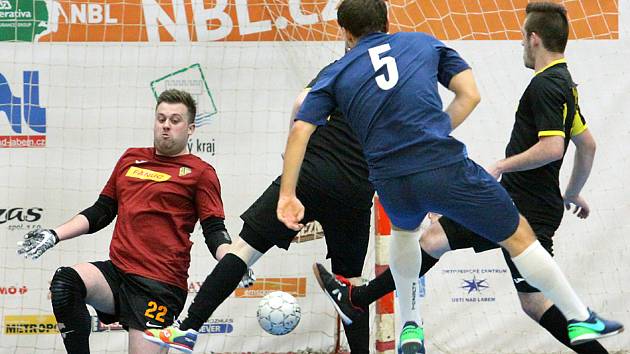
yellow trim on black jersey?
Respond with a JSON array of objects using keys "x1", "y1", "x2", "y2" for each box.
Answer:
[
  {"x1": 570, "y1": 113, "x2": 588, "y2": 137},
  {"x1": 571, "y1": 123, "x2": 588, "y2": 137},
  {"x1": 569, "y1": 87, "x2": 588, "y2": 137},
  {"x1": 535, "y1": 58, "x2": 568, "y2": 76},
  {"x1": 538, "y1": 130, "x2": 566, "y2": 138}
]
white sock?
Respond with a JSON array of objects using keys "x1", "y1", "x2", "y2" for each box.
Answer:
[
  {"x1": 511, "y1": 241, "x2": 589, "y2": 321},
  {"x1": 389, "y1": 228, "x2": 422, "y2": 326}
]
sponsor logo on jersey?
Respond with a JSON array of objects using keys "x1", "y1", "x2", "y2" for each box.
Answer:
[
  {"x1": 126, "y1": 166, "x2": 171, "y2": 182},
  {"x1": 4, "y1": 315, "x2": 58, "y2": 335}
]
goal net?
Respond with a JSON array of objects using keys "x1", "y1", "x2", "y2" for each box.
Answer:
[{"x1": 0, "y1": 0, "x2": 626, "y2": 353}]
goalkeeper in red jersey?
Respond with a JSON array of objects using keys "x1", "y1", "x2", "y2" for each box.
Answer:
[{"x1": 17, "y1": 89, "x2": 252, "y2": 354}]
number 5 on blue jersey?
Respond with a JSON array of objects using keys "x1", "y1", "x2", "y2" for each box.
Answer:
[{"x1": 368, "y1": 43, "x2": 399, "y2": 90}]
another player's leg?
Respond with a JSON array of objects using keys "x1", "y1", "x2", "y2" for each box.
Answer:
[
  {"x1": 390, "y1": 226, "x2": 425, "y2": 354},
  {"x1": 410, "y1": 212, "x2": 613, "y2": 351},
  {"x1": 339, "y1": 277, "x2": 370, "y2": 353},
  {"x1": 518, "y1": 292, "x2": 609, "y2": 353},
  {"x1": 372, "y1": 174, "x2": 429, "y2": 354},
  {"x1": 186, "y1": 236, "x2": 264, "y2": 331},
  {"x1": 145, "y1": 178, "x2": 307, "y2": 351},
  {"x1": 504, "y1": 247, "x2": 610, "y2": 353},
  {"x1": 144, "y1": 235, "x2": 266, "y2": 351},
  {"x1": 312, "y1": 266, "x2": 372, "y2": 353},
  {"x1": 314, "y1": 255, "x2": 439, "y2": 324},
  {"x1": 318, "y1": 209, "x2": 371, "y2": 354},
  {"x1": 348, "y1": 217, "x2": 469, "y2": 311},
  {"x1": 313, "y1": 263, "x2": 366, "y2": 323},
  {"x1": 50, "y1": 262, "x2": 115, "y2": 354},
  {"x1": 313, "y1": 218, "x2": 454, "y2": 322},
  {"x1": 448, "y1": 219, "x2": 611, "y2": 351},
  {"x1": 499, "y1": 217, "x2": 623, "y2": 344},
  {"x1": 442, "y1": 158, "x2": 622, "y2": 344}
]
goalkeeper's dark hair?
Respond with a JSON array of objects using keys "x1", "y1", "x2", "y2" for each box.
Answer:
[
  {"x1": 525, "y1": 2, "x2": 569, "y2": 53},
  {"x1": 156, "y1": 89, "x2": 197, "y2": 124},
  {"x1": 337, "y1": 0, "x2": 388, "y2": 38}
]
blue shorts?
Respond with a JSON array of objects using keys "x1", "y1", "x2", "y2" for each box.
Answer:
[{"x1": 373, "y1": 158, "x2": 520, "y2": 243}]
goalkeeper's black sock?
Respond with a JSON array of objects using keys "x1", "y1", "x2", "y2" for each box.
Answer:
[
  {"x1": 343, "y1": 307, "x2": 370, "y2": 353},
  {"x1": 351, "y1": 250, "x2": 438, "y2": 309},
  {"x1": 50, "y1": 267, "x2": 92, "y2": 354},
  {"x1": 539, "y1": 305, "x2": 608, "y2": 354},
  {"x1": 180, "y1": 253, "x2": 248, "y2": 331}
]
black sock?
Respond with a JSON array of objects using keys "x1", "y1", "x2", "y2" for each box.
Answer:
[
  {"x1": 180, "y1": 253, "x2": 248, "y2": 331},
  {"x1": 539, "y1": 305, "x2": 608, "y2": 354},
  {"x1": 351, "y1": 250, "x2": 438, "y2": 309},
  {"x1": 50, "y1": 267, "x2": 92, "y2": 354},
  {"x1": 342, "y1": 308, "x2": 370, "y2": 353}
]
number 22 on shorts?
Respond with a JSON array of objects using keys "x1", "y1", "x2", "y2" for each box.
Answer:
[
  {"x1": 144, "y1": 300, "x2": 167, "y2": 323},
  {"x1": 368, "y1": 43, "x2": 399, "y2": 90}
]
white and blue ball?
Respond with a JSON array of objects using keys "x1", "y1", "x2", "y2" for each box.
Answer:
[{"x1": 256, "y1": 291, "x2": 301, "y2": 335}]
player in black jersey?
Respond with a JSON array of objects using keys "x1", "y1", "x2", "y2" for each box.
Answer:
[
  {"x1": 143, "y1": 65, "x2": 385, "y2": 353},
  {"x1": 313, "y1": 2, "x2": 622, "y2": 353}
]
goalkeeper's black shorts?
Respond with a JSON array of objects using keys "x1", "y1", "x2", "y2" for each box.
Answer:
[
  {"x1": 90, "y1": 260, "x2": 187, "y2": 331},
  {"x1": 240, "y1": 176, "x2": 371, "y2": 278}
]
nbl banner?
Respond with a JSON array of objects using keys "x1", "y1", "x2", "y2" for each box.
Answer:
[{"x1": 0, "y1": 0, "x2": 618, "y2": 42}]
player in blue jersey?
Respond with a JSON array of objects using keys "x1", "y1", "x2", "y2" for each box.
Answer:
[{"x1": 276, "y1": 0, "x2": 622, "y2": 353}]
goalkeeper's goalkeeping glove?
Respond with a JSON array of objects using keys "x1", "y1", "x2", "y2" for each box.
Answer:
[{"x1": 17, "y1": 228, "x2": 59, "y2": 260}]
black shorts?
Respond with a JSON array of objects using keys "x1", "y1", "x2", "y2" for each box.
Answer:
[
  {"x1": 91, "y1": 260, "x2": 187, "y2": 331},
  {"x1": 440, "y1": 216, "x2": 557, "y2": 293},
  {"x1": 240, "y1": 176, "x2": 371, "y2": 278}
]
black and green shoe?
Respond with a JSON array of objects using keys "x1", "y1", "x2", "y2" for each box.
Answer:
[{"x1": 399, "y1": 321, "x2": 424, "y2": 354}]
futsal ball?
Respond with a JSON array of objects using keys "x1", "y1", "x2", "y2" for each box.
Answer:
[{"x1": 256, "y1": 291, "x2": 301, "y2": 335}]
